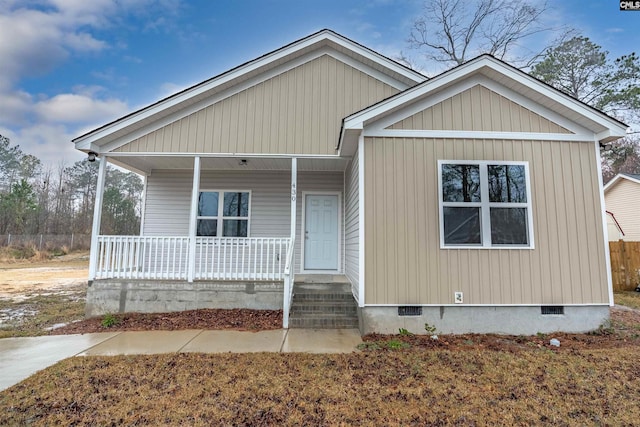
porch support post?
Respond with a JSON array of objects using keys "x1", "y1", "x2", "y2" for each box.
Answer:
[
  {"x1": 290, "y1": 157, "x2": 297, "y2": 250},
  {"x1": 283, "y1": 157, "x2": 297, "y2": 329},
  {"x1": 188, "y1": 156, "x2": 201, "y2": 283},
  {"x1": 88, "y1": 156, "x2": 108, "y2": 281}
]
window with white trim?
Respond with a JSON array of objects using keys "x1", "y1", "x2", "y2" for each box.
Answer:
[
  {"x1": 439, "y1": 161, "x2": 533, "y2": 248},
  {"x1": 197, "y1": 191, "x2": 250, "y2": 237}
]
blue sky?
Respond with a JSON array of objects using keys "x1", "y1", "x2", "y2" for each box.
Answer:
[{"x1": 1, "y1": 0, "x2": 639, "y2": 167}]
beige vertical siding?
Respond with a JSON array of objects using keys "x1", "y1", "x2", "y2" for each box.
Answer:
[
  {"x1": 606, "y1": 179, "x2": 640, "y2": 241},
  {"x1": 388, "y1": 85, "x2": 571, "y2": 133},
  {"x1": 344, "y1": 148, "x2": 360, "y2": 300},
  {"x1": 116, "y1": 55, "x2": 399, "y2": 155},
  {"x1": 363, "y1": 137, "x2": 608, "y2": 305},
  {"x1": 143, "y1": 169, "x2": 344, "y2": 273}
]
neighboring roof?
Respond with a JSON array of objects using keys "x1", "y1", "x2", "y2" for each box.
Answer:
[
  {"x1": 606, "y1": 211, "x2": 625, "y2": 236},
  {"x1": 341, "y1": 54, "x2": 628, "y2": 147},
  {"x1": 73, "y1": 29, "x2": 426, "y2": 152},
  {"x1": 604, "y1": 173, "x2": 640, "y2": 193}
]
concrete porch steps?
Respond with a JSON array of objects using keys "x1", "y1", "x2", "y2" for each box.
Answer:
[{"x1": 289, "y1": 282, "x2": 359, "y2": 329}]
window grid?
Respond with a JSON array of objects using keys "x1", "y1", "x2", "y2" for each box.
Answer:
[
  {"x1": 438, "y1": 160, "x2": 533, "y2": 249},
  {"x1": 197, "y1": 190, "x2": 251, "y2": 237}
]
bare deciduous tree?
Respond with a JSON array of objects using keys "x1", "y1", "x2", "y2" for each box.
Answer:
[{"x1": 408, "y1": 0, "x2": 561, "y2": 69}]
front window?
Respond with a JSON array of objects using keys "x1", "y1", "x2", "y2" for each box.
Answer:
[
  {"x1": 439, "y1": 161, "x2": 532, "y2": 248},
  {"x1": 197, "y1": 191, "x2": 250, "y2": 237}
]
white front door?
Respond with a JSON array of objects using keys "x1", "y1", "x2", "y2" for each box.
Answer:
[{"x1": 304, "y1": 194, "x2": 339, "y2": 270}]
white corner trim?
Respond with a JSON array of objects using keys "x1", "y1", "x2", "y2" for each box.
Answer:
[
  {"x1": 357, "y1": 133, "x2": 365, "y2": 308},
  {"x1": 595, "y1": 140, "x2": 615, "y2": 307}
]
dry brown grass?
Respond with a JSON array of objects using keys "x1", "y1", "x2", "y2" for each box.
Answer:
[
  {"x1": 1, "y1": 348, "x2": 640, "y2": 426},
  {"x1": 615, "y1": 291, "x2": 640, "y2": 310}
]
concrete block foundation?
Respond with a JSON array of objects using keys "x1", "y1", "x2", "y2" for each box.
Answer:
[
  {"x1": 359, "y1": 305, "x2": 610, "y2": 336},
  {"x1": 86, "y1": 280, "x2": 283, "y2": 317}
]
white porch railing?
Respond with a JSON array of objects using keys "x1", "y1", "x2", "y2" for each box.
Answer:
[
  {"x1": 194, "y1": 237, "x2": 290, "y2": 281},
  {"x1": 96, "y1": 236, "x2": 190, "y2": 280},
  {"x1": 95, "y1": 235, "x2": 291, "y2": 281}
]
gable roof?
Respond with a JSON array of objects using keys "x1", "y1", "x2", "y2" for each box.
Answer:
[
  {"x1": 604, "y1": 173, "x2": 640, "y2": 193},
  {"x1": 340, "y1": 54, "x2": 628, "y2": 153},
  {"x1": 73, "y1": 29, "x2": 426, "y2": 152}
]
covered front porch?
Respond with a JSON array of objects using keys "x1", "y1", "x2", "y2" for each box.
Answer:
[{"x1": 87, "y1": 154, "x2": 352, "y2": 327}]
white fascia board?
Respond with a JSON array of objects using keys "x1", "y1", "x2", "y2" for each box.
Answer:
[
  {"x1": 604, "y1": 173, "x2": 640, "y2": 193},
  {"x1": 345, "y1": 56, "x2": 628, "y2": 136},
  {"x1": 596, "y1": 129, "x2": 627, "y2": 143},
  {"x1": 367, "y1": 75, "x2": 594, "y2": 136},
  {"x1": 74, "y1": 30, "x2": 424, "y2": 149},
  {"x1": 95, "y1": 48, "x2": 411, "y2": 155},
  {"x1": 344, "y1": 59, "x2": 491, "y2": 128},
  {"x1": 324, "y1": 32, "x2": 426, "y2": 83}
]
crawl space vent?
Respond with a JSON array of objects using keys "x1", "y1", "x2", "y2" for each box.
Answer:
[
  {"x1": 398, "y1": 306, "x2": 422, "y2": 316},
  {"x1": 541, "y1": 306, "x2": 564, "y2": 315}
]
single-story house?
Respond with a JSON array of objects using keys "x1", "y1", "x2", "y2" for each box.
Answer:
[
  {"x1": 73, "y1": 29, "x2": 627, "y2": 335},
  {"x1": 604, "y1": 173, "x2": 640, "y2": 241}
]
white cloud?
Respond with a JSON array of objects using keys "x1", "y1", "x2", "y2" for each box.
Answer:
[
  {"x1": 0, "y1": 124, "x2": 85, "y2": 167},
  {"x1": 0, "y1": 0, "x2": 184, "y2": 168},
  {"x1": 35, "y1": 93, "x2": 129, "y2": 124}
]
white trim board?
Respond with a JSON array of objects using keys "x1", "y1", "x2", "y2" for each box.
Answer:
[
  {"x1": 603, "y1": 173, "x2": 640, "y2": 193},
  {"x1": 595, "y1": 140, "x2": 615, "y2": 307},
  {"x1": 363, "y1": 130, "x2": 592, "y2": 142},
  {"x1": 103, "y1": 152, "x2": 346, "y2": 159},
  {"x1": 299, "y1": 191, "x2": 343, "y2": 274},
  {"x1": 75, "y1": 30, "x2": 424, "y2": 151},
  {"x1": 344, "y1": 55, "x2": 627, "y2": 139},
  {"x1": 367, "y1": 76, "x2": 593, "y2": 136},
  {"x1": 357, "y1": 133, "x2": 365, "y2": 308}
]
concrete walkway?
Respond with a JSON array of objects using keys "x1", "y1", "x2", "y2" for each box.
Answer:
[{"x1": 0, "y1": 329, "x2": 362, "y2": 392}]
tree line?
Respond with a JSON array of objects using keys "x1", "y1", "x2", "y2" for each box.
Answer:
[
  {"x1": 0, "y1": 134, "x2": 143, "y2": 236},
  {"x1": 2, "y1": 0, "x2": 638, "y2": 239},
  {"x1": 406, "y1": 0, "x2": 640, "y2": 181}
]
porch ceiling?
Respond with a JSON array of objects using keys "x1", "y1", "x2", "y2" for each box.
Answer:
[{"x1": 106, "y1": 155, "x2": 350, "y2": 175}]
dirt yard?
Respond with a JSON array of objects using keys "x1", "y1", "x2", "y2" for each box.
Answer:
[
  {"x1": 0, "y1": 253, "x2": 89, "y2": 337},
  {"x1": 0, "y1": 253, "x2": 89, "y2": 300}
]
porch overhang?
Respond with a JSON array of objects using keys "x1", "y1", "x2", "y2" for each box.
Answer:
[{"x1": 101, "y1": 153, "x2": 351, "y2": 175}]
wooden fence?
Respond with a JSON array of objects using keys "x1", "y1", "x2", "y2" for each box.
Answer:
[{"x1": 609, "y1": 241, "x2": 640, "y2": 291}]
